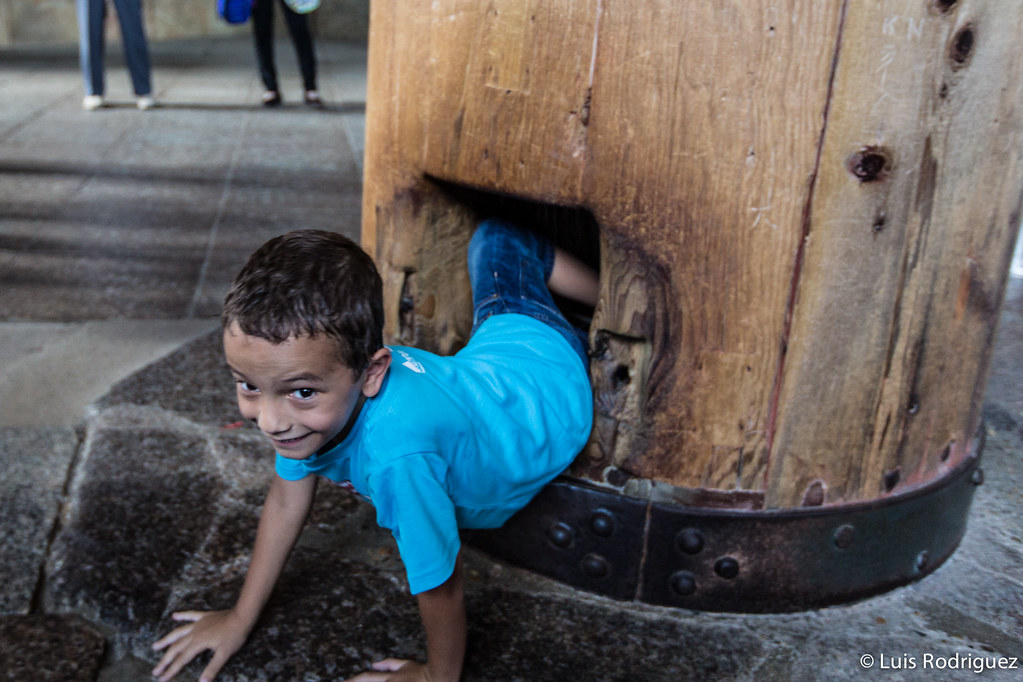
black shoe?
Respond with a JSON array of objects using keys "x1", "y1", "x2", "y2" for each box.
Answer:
[{"x1": 262, "y1": 90, "x2": 282, "y2": 107}]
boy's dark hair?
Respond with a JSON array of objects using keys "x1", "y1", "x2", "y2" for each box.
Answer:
[{"x1": 222, "y1": 230, "x2": 384, "y2": 375}]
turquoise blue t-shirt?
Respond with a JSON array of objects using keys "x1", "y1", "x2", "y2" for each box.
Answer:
[{"x1": 275, "y1": 313, "x2": 593, "y2": 594}]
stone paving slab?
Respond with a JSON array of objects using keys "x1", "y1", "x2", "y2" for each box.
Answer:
[
  {"x1": 0, "y1": 320, "x2": 217, "y2": 428},
  {"x1": 0, "y1": 614, "x2": 106, "y2": 681},
  {"x1": 0, "y1": 37, "x2": 366, "y2": 323},
  {"x1": 0, "y1": 426, "x2": 80, "y2": 614}
]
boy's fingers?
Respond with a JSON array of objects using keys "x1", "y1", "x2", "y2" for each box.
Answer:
[
  {"x1": 345, "y1": 673, "x2": 388, "y2": 681},
  {"x1": 151, "y1": 653, "x2": 168, "y2": 676},
  {"x1": 199, "y1": 650, "x2": 229, "y2": 682},
  {"x1": 153, "y1": 638, "x2": 188, "y2": 677},
  {"x1": 371, "y1": 658, "x2": 409, "y2": 671},
  {"x1": 157, "y1": 641, "x2": 203, "y2": 682},
  {"x1": 152, "y1": 623, "x2": 193, "y2": 651},
  {"x1": 171, "y1": 610, "x2": 206, "y2": 622},
  {"x1": 152, "y1": 649, "x2": 177, "y2": 679}
]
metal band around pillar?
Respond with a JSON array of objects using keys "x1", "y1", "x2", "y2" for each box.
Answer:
[{"x1": 465, "y1": 434, "x2": 984, "y2": 613}]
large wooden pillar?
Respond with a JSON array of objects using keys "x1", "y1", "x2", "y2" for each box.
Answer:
[{"x1": 362, "y1": 1, "x2": 1023, "y2": 610}]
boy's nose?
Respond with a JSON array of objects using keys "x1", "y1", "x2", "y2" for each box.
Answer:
[{"x1": 254, "y1": 401, "x2": 290, "y2": 435}]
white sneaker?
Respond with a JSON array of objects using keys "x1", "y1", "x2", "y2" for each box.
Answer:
[
  {"x1": 82, "y1": 95, "x2": 104, "y2": 111},
  {"x1": 136, "y1": 95, "x2": 156, "y2": 111}
]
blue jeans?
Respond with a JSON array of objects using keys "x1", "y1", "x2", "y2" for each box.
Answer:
[
  {"x1": 76, "y1": 0, "x2": 152, "y2": 97},
  {"x1": 467, "y1": 219, "x2": 589, "y2": 366}
]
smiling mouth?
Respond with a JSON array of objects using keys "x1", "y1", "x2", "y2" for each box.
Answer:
[{"x1": 272, "y1": 434, "x2": 310, "y2": 447}]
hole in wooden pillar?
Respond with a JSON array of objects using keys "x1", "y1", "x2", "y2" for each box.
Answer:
[
  {"x1": 431, "y1": 180, "x2": 601, "y2": 339},
  {"x1": 801, "y1": 479, "x2": 827, "y2": 507},
  {"x1": 949, "y1": 25, "x2": 975, "y2": 68},
  {"x1": 847, "y1": 146, "x2": 891, "y2": 183},
  {"x1": 883, "y1": 467, "x2": 901, "y2": 492}
]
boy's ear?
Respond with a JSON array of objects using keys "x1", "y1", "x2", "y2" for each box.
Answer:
[{"x1": 361, "y1": 348, "x2": 392, "y2": 398}]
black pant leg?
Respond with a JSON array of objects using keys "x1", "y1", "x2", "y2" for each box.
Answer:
[
  {"x1": 252, "y1": 0, "x2": 277, "y2": 92},
  {"x1": 279, "y1": 0, "x2": 317, "y2": 91}
]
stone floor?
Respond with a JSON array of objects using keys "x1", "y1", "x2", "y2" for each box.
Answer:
[{"x1": 2, "y1": 37, "x2": 1023, "y2": 682}]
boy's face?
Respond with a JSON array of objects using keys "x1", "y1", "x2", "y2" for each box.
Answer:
[{"x1": 223, "y1": 323, "x2": 389, "y2": 460}]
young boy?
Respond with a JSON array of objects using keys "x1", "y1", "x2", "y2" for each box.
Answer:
[{"x1": 151, "y1": 219, "x2": 597, "y2": 681}]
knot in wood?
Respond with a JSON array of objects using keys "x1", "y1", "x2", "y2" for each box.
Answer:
[
  {"x1": 950, "y1": 25, "x2": 975, "y2": 67},
  {"x1": 847, "y1": 147, "x2": 891, "y2": 183}
]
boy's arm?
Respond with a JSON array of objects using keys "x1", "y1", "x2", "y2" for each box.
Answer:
[
  {"x1": 348, "y1": 552, "x2": 466, "y2": 682},
  {"x1": 416, "y1": 551, "x2": 466, "y2": 680},
  {"x1": 548, "y1": 246, "x2": 599, "y2": 307},
  {"x1": 152, "y1": 474, "x2": 317, "y2": 682}
]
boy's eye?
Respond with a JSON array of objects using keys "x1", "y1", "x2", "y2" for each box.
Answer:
[
  {"x1": 292, "y1": 388, "x2": 316, "y2": 400},
  {"x1": 237, "y1": 381, "x2": 259, "y2": 393}
]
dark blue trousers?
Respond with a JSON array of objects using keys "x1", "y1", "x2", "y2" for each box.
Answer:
[{"x1": 76, "y1": 0, "x2": 152, "y2": 97}]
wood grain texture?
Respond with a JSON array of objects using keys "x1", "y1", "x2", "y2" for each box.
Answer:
[
  {"x1": 363, "y1": 1, "x2": 477, "y2": 353},
  {"x1": 768, "y1": 0, "x2": 1023, "y2": 507},
  {"x1": 581, "y1": 1, "x2": 842, "y2": 496},
  {"x1": 419, "y1": 0, "x2": 597, "y2": 202},
  {"x1": 363, "y1": 0, "x2": 1023, "y2": 508}
]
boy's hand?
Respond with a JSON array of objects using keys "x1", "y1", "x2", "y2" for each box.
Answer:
[
  {"x1": 151, "y1": 610, "x2": 249, "y2": 682},
  {"x1": 346, "y1": 658, "x2": 432, "y2": 681}
]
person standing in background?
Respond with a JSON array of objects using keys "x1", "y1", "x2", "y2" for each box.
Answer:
[
  {"x1": 252, "y1": 0, "x2": 321, "y2": 107},
  {"x1": 76, "y1": 0, "x2": 155, "y2": 111}
]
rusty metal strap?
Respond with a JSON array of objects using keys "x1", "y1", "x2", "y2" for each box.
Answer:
[{"x1": 464, "y1": 439, "x2": 983, "y2": 613}]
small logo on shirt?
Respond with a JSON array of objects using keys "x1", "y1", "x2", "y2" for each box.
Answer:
[{"x1": 395, "y1": 348, "x2": 426, "y2": 374}]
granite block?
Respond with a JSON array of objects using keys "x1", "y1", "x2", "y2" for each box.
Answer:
[
  {"x1": 0, "y1": 614, "x2": 106, "y2": 681},
  {"x1": 96, "y1": 331, "x2": 240, "y2": 428},
  {"x1": 461, "y1": 588, "x2": 760, "y2": 681},
  {"x1": 44, "y1": 423, "x2": 223, "y2": 631},
  {"x1": 152, "y1": 551, "x2": 420, "y2": 681},
  {"x1": 0, "y1": 426, "x2": 79, "y2": 614}
]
